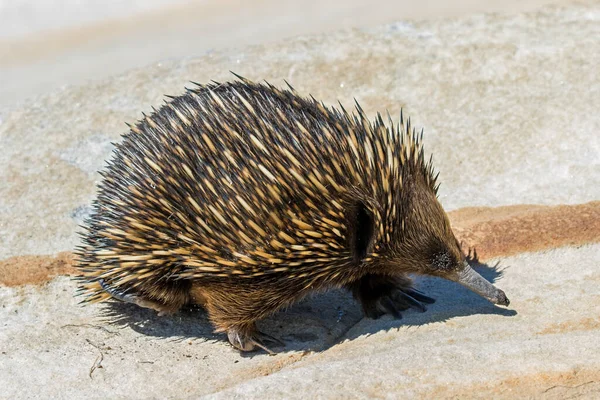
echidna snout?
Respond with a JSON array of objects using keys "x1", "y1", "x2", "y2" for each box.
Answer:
[{"x1": 450, "y1": 263, "x2": 510, "y2": 306}]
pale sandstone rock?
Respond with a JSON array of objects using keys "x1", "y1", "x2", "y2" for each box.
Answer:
[
  {"x1": 0, "y1": 2, "x2": 599, "y2": 399},
  {"x1": 0, "y1": 245, "x2": 598, "y2": 398}
]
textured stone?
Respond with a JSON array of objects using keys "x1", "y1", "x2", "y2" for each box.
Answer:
[
  {"x1": 0, "y1": 1, "x2": 599, "y2": 399},
  {"x1": 1, "y1": 245, "x2": 598, "y2": 398},
  {"x1": 0, "y1": 0, "x2": 566, "y2": 107}
]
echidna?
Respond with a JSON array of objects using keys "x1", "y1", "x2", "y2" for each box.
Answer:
[{"x1": 76, "y1": 76, "x2": 509, "y2": 352}]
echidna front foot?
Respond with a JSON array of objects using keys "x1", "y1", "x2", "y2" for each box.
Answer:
[
  {"x1": 349, "y1": 274, "x2": 435, "y2": 319},
  {"x1": 227, "y1": 324, "x2": 284, "y2": 354}
]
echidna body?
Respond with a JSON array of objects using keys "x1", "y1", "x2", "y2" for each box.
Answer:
[{"x1": 76, "y1": 77, "x2": 509, "y2": 352}]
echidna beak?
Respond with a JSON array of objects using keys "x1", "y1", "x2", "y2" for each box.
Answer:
[{"x1": 450, "y1": 262, "x2": 510, "y2": 306}]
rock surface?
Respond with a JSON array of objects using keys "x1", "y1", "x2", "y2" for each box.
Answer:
[
  {"x1": 1, "y1": 244, "x2": 599, "y2": 399},
  {"x1": 0, "y1": 0, "x2": 565, "y2": 107},
  {"x1": 1, "y1": 1, "x2": 599, "y2": 399}
]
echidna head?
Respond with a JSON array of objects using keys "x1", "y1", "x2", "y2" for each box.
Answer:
[{"x1": 367, "y1": 175, "x2": 509, "y2": 306}]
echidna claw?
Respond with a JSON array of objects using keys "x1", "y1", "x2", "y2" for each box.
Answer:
[
  {"x1": 98, "y1": 278, "x2": 180, "y2": 316},
  {"x1": 254, "y1": 331, "x2": 285, "y2": 352},
  {"x1": 227, "y1": 326, "x2": 284, "y2": 354},
  {"x1": 394, "y1": 290, "x2": 428, "y2": 313},
  {"x1": 379, "y1": 296, "x2": 403, "y2": 319},
  {"x1": 367, "y1": 287, "x2": 436, "y2": 319},
  {"x1": 353, "y1": 274, "x2": 437, "y2": 320},
  {"x1": 403, "y1": 288, "x2": 436, "y2": 304}
]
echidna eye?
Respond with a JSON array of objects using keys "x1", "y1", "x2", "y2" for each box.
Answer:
[
  {"x1": 351, "y1": 202, "x2": 374, "y2": 263},
  {"x1": 431, "y1": 251, "x2": 453, "y2": 271}
]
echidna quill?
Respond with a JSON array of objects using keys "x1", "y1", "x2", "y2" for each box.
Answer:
[{"x1": 76, "y1": 76, "x2": 509, "y2": 352}]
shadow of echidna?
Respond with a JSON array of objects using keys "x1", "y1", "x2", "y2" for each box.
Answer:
[{"x1": 100, "y1": 259, "x2": 515, "y2": 354}]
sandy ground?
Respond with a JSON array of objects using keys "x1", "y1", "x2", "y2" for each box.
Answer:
[{"x1": 0, "y1": 0, "x2": 574, "y2": 108}]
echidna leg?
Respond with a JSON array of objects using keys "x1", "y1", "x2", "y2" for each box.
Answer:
[
  {"x1": 226, "y1": 324, "x2": 284, "y2": 354},
  {"x1": 349, "y1": 274, "x2": 435, "y2": 319},
  {"x1": 99, "y1": 279, "x2": 184, "y2": 316},
  {"x1": 135, "y1": 298, "x2": 179, "y2": 316},
  {"x1": 200, "y1": 287, "x2": 285, "y2": 353}
]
